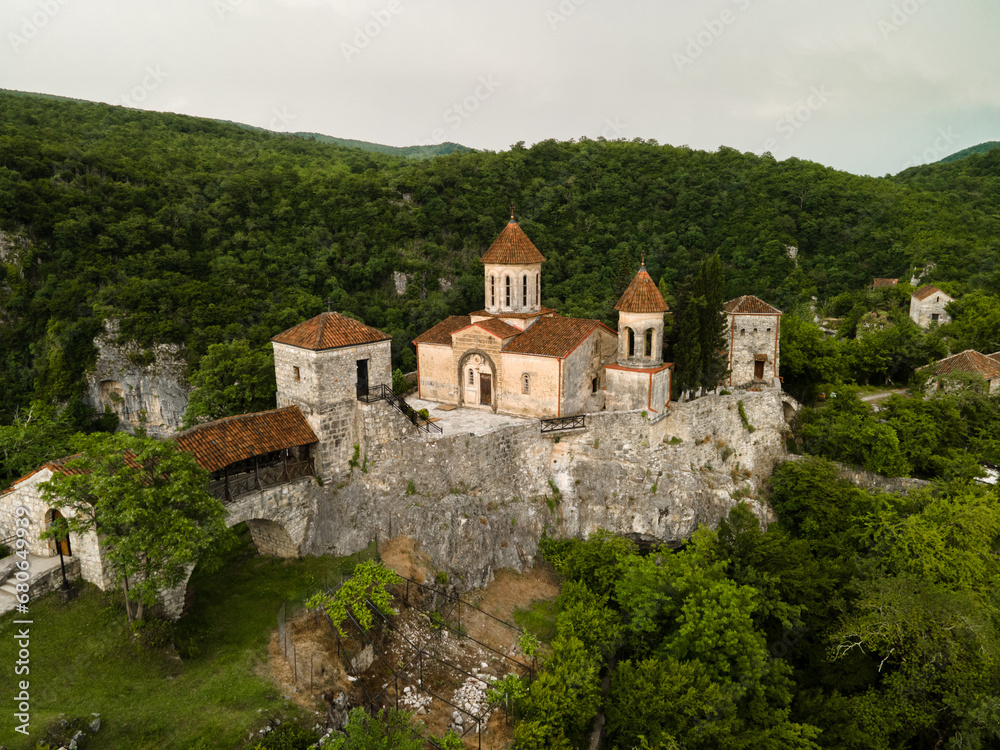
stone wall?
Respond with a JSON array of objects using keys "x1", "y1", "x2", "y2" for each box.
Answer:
[
  {"x1": 617, "y1": 311, "x2": 664, "y2": 367},
  {"x1": 725, "y1": 313, "x2": 781, "y2": 387},
  {"x1": 274, "y1": 339, "x2": 392, "y2": 479},
  {"x1": 0, "y1": 469, "x2": 112, "y2": 589},
  {"x1": 498, "y1": 352, "x2": 560, "y2": 417},
  {"x1": 417, "y1": 343, "x2": 460, "y2": 404},
  {"x1": 909, "y1": 293, "x2": 953, "y2": 328},
  {"x1": 562, "y1": 328, "x2": 618, "y2": 416},
  {"x1": 785, "y1": 454, "x2": 931, "y2": 495},
  {"x1": 86, "y1": 320, "x2": 190, "y2": 437},
  {"x1": 303, "y1": 390, "x2": 797, "y2": 588}
]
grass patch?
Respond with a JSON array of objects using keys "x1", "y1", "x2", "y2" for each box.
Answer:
[
  {"x1": 0, "y1": 527, "x2": 376, "y2": 749},
  {"x1": 512, "y1": 599, "x2": 559, "y2": 644}
]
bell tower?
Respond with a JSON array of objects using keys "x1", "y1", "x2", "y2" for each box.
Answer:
[
  {"x1": 481, "y1": 214, "x2": 545, "y2": 315},
  {"x1": 605, "y1": 262, "x2": 674, "y2": 417}
]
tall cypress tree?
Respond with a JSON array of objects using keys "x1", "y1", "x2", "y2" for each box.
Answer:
[
  {"x1": 670, "y1": 281, "x2": 703, "y2": 399},
  {"x1": 693, "y1": 254, "x2": 729, "y2": 391}
]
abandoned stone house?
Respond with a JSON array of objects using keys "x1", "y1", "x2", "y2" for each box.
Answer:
[
  {"x1": 413, "y1": 217, "x2": 674, "y2": 419},
  {"x1": 920, "y1": 349, "x2": 1000, "y2": 395},
  {"x1": 909, "y1": 285, "x2": 954, "y2": 327},
  {"x1": 722, "y1": 295, "x2": 783, "y2": 388}
]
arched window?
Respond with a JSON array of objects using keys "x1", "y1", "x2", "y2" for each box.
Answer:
[
  {"x1": 644, "y1": 328, "x2": 654, "y2": 358},
  {"x1": 505, "y1": 276, "x2": 511, "y2": 307},
  {"x1": 522, "y1": 275, "x2": 527, "y2": 307},
  {"x1": 536, "y1": 274, "x2": 540, "y2": 304},
  {"x1": 627, "y1": 328, "x2": 635, "y2": 358},
  {"x1": 522, "y1": 374, "x2": 530, "y2": 394},
  {"x1": 490, "y1": 275, "x2": 495, "y2": 307},
  {"x1": 468, "y1": 369, "x2": 475, "y2": 385},
  {"x1": 740, "y1": 328, "x2": 745, "y2": 335}
]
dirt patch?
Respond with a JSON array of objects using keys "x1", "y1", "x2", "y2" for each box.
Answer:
[
  {"x1": 260, "y1": 608, "x2": 351, "y2": 712},
  {"x1": 463, "y1": 565, "x2": 560, "y2": 655},
  {"x1": 381, "y1": 535, "x2": 435, "y2": 584}
]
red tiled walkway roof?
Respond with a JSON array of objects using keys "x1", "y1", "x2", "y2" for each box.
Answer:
[{"x1": 175, "y1": 406, "x2": 318, "y2": 473}]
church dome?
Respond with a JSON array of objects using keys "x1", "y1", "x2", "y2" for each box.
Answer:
[
  {"x1": 480, "y1": 219, "x2": 546, "y2": 265},
  {"x1": 615, "y1": 264, "x2": 669, "y2": 313}
]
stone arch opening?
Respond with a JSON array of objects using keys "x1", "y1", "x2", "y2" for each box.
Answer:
[
  {"x1": 627, "y1": 328, "x2": 635, "y2": 358},
  {"x1": 457, "y1": 349, "x2": 498, "y2": 412},
  {"x1": 644, "y1": 328, "x2": 654, "y2": 358},
  {"x1": 44, "y1": 508, "x2": 72, "y2": 557},
  {"x1": 244, "y1": 518, "x2": 298, "y2": 558}
]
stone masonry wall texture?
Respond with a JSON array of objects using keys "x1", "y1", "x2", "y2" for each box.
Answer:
[{"x1": 301, "y1": 390, "x2": 798, "y2": 588}]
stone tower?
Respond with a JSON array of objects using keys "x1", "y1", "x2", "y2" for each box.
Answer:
[
  {"x1": 605, "y1": 263, "x2": 673, "y2": 416},
  {"x1": 271, "y1": 312, "x2": 392, "y2": 479},
  {"x1": 480, "y1": 217, "x2": 546, "y2": 315}
]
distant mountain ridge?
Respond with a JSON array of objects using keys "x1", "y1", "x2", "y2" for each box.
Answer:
[
  {"x1": 938, "y1": 141, "x2": 1000, "y2": 163},
  {"x1": 293, "y1": 132, "x2": 471, "y2": 159},
  {"x1": 1, "y1": 88, "x2": 470, "y2": 161}
]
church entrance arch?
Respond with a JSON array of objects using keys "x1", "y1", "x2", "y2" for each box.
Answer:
[{"x1": 457, "y1": 350, "x2": 497, "y2": 412}]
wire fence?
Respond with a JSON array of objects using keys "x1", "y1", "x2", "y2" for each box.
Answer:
[{"x1": 276, "y1": 553, "x2": 537, "y2": 750}]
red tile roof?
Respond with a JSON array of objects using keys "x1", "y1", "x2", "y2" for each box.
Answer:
[
  {"x1": 0, "y1": 456, "x2": 88, "y2": 495},
  {"x1": 724, "y1": 295, "x2": 783, "y2": 315},
  {"x1": 480, "y1": 220, "x2": 546, "y2": 265},
  {"x1": 458, "y1": 319, "x2": 523, "y2": 340},
  {"x1": 871, "y1": 278, "x2": 898, "y2": 288},
  {"x1": 913, "y1": 285, "x2": 952, "y2": 302},
  {"x1": 990, "y1": 352, "x2": 1000, "y2": 364},
  {"x1": 272, "y1": 312, "x2": 390, "y2": 351},
  {"x1": 413, "y1": 315, "x2": 472, "y2": 345},
  {"x1": 502, "y1": 317, "x2": 615, "y2": 358},
  {"x1": 615, "y1": 265, "x2": 669, "y2": 313},
  {"x1": 175, "y1": 406, "x2": 318, "y2": 473},
  {"x1": 467, "y1": 307, "x2": 556, "y2": 320},
  {"x1": 923, "y1": 350, "x2": 1000, "y2": 380}
]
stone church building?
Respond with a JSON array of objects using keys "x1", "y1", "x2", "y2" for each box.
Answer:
[{"x1": 413, "y1": 218, "x2": 674, "y2": 419}]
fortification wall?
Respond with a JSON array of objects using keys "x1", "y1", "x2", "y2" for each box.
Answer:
[{"x1": 302, "y1": 390, "x2": 798, "y2": 588}]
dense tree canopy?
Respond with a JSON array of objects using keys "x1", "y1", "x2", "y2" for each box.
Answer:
[{"x1": 2, "y1": 91, "x2": 999, "y2": 423}]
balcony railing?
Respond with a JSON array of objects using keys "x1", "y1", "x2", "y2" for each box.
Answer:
[
  {"x1": 209, "y1": 457, "x2": 315, "y2": 504},
  {"x1": 358, "y1": 384, "x2": 443, "y2": 435},
  {"x1": 540, "y1": 414, "x2": 586, "y2": 433}
]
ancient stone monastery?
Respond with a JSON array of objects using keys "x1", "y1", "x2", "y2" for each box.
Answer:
[{"x1": 0, "y1": 215, "x2": 785, "y2": 614}]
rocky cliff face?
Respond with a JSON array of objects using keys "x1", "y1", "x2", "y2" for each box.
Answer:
[
  {"x1": 85, "y1": 320, "x2": 190, "y2": 438},
  {"x1": 304, "y1": 390, "x2": 798, "y2": 588}
]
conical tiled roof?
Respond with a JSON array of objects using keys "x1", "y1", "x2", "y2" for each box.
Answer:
[
  {"x1": 480, "y1": 219, "x2": 546, "y2": 265},
  {"x1": 615, "y1": 265, "x2": 669, "y2": 313},
  {"x1": 272, "y1": 312, "x2": 391, "y2": 351}
]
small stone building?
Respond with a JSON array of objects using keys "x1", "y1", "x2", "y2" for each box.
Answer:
[
  {"x1": 605, "y1": 263, "x2": 673, "y2": 416},
  {"x1": 271, "y1": 312, "x2": 392, "y2": 479},
  {"x1": 723, "y1": 295, "x2": 782, "y2": 388},
  {"x1": 414, "y1": 218, "x2": 618, "y2": 418},
  {"x1": 909, "y1": 285, "x2": 954, "y2": 327},
  {"x1": 920, "y1": 350, "x2": 1000, "y2": 395}
]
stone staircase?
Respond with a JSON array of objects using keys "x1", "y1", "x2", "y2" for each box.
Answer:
[{"x1": 0, "y1": 553, "x2": 75, "y2": 615}]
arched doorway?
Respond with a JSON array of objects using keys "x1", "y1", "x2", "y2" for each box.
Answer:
[
  {"x1": 457, "y1": 350, "x2": 498, "y2": 412},
  {"x1": 46, "y1": 509, "x2": 71, "y2": 556}
]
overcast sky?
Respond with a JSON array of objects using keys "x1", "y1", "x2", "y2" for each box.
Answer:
[{"x1": 2, "y1": 0, "x2": 997, "y2": 176}]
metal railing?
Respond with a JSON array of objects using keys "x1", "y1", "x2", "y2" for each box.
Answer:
[
  {"x1": 358, "y1": 384, "x2": 443, "y2": 435},
  {"x1": 209, "y1": 458, "x2": 315, "y2": 504},
  {"x1": 540, "y1": 414, "x2": 586, "y2": 433}
]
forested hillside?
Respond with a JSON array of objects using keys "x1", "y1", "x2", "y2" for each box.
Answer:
[{"x1": 1, "y1": 90, "x2": 999, "y2": 421}]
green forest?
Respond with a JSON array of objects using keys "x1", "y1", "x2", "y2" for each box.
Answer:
[
  {"x1": 2, "y1": 90, "x2": 1000, "y2": 750},
  {"x1": 2, "y1": 89, "x2": 1000, "y2": 426}
]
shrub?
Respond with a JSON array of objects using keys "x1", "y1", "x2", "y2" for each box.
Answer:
[
  {"x1": 406, "y1": 479, "x2": 415, "y2": 495},
  {"x1": 392, "y1": 367, "x2": 408, "y2": 395},
  {"x1": 737, "y1": 400, "x2": 756, "y2": 432}
]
